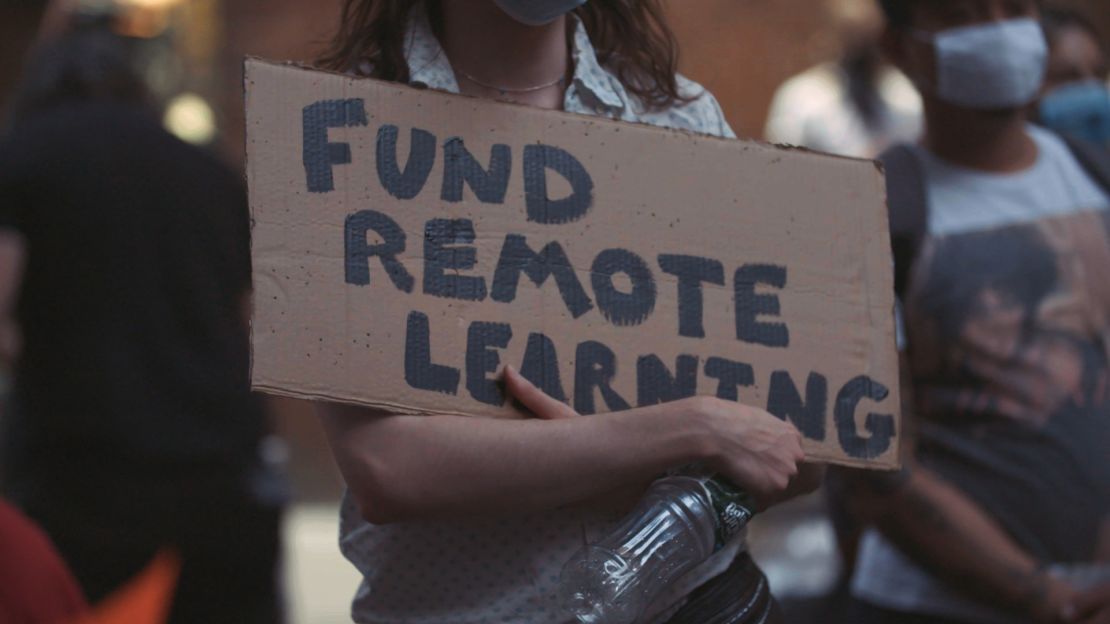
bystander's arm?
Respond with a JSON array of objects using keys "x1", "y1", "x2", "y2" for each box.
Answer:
[
  {"x1": 844, "y1": 356, "x2": 1077, "y2": 623},
  {"x1": 855, "y1": 462, "x2": 1076, "y2": 622}
]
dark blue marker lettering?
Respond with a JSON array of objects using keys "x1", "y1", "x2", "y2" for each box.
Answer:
[
  {"x1": 377, "y1": 125, "x2": 436, "y2": 200},
  {"x1": 767, "y1": 371, "x2": 827, "y2": 441},
  {"x1": 423, "y1": 219, "x2": 487, "y2": 301},
  {"x1": 591, "y1": 249, "x2": 656, "y2": 327},
  {"x1": 735, "y1": 264, "x2": 790, "y2": 348},
  {"x1": 835, "y1": 376, "x2": 896, "y2": 459},
  {"x1": 574, "y1": 341, "x2": 630, "y2": 415},
  {"x1": 636, "y1": 355, "x2": 698, "y2": 406},
  {"x1": 659, "y1": 255, "x2": 725, "y2": 339},
  {"x1": 519, "y1": 332, "x2": 568, "y2": 404},
  {"x1": 441, "y1": 138, "x2": 511, "y2": 204},
  {"x1": 345, "y1": 210, "x2": 414, "y2": 293},
  {"x1": 523, "y1": 144, "x2": 594, "y2": 224},
  {"x1": 404, "y1": 311, "x2": 460, "y2": 395},
  {"x1": 466, "y1": 321, "x2": 512, "y2": 406},
  {"x1": 491, "y1": 235, "x2": 593, "y2": 318},
  {"x1": 303, "y1": 99, "x2": 368, "y2": 193},
  {"x1": 704, "y1": 357, "x2": 755, "y2": 402}
]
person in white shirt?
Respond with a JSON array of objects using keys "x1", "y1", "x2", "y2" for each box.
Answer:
[
  {"x1": 845, "y1": 1, "x2": 1110, "y2": 623},
  {"x1": 764, "y1": 0, "x2": 922, "y2": 159}
]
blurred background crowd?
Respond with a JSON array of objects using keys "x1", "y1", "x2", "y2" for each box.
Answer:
[{"x1": 0, "y1": 0, "x2": 1108, "y2": 623}]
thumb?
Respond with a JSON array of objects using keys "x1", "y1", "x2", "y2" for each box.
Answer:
[{"x1": 503, "y1": 366, "x2": 578, "y2": 420}]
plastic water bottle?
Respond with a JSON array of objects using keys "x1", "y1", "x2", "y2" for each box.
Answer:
[{"x1": 558, "y1": 475, "x2": 756, "y2": 624}]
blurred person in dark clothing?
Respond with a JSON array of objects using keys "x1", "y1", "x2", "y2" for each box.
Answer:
[
  {"x1": 1, "y1": 224, "x2": 90, "y2": 624},
  {"x1": 0, "y1": 0, "x2": 49, "y2": 119},
  {"x1": 1037, "y1": 7, "x2": 1109, "y2": 147},
  {"x1": 1, "y1": 5, "x2": 90, "y2": 623},
  {"x1": 7, "y1": 25, "x2": 151, "y2": 120},
  {"x1": 0, "y1": 26, "x2": 286, "y2": 624},
  {"x1": 842, "y1": 0, "x2": 1110, "y2": 623}
]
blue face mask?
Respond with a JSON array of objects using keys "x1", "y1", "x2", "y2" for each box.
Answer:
[
  {"x1": 1039, "y1": 80, "x2": 1110, "y2": 145},
  {"x1": 492, "y1": 0, "x2": 587, "y2": 26}
]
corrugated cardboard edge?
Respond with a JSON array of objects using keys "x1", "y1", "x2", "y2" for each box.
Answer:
[
  {"x1": 244, "y1": 56, "x2": 256, "y2": 396},
  {"x1": 866, "y1": 159, "x2": 901, "y2": 472}
]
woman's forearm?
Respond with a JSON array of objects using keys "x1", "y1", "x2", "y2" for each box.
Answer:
[
  {"x1": 320, "y1": 401, "x2": 713, "y2": 524},
  {"x1": 322, "y1": 389, "x2": 806, "y2": 524}
]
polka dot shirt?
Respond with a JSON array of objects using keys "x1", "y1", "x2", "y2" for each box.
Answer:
[{"x1": 339, "y1": 4, "x2": 742, "y2": 623}]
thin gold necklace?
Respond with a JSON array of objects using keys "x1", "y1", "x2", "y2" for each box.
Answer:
[{"x1": 457, "y1": 69, "x2": 567, "y2": 96}]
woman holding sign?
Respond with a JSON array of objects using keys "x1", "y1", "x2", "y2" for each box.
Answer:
[{"x1": 317, "y1": 1, "x2": 821, "y2": 622}]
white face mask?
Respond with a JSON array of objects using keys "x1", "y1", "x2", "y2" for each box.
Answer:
[
  {"x1": 492, "y1": 0, "x2": 587, "y2": 26},
  {"x1": 915, "y1": 17, "x2": 1048, "y2": 110}
]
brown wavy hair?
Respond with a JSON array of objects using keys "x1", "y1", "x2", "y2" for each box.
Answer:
[{"x1": 317, "y1": 0, "x2": 692, "y2": 110}]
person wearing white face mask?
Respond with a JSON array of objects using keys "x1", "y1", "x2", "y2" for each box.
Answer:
[
  {"x1": 314, "y1": 1, "x2": 821, "y2": 623},
  {"x1": 837, "y1": 1, "x2": 1110, "y2": 624}
]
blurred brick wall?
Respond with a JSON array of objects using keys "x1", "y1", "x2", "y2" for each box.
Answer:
[
  {"x1": 219, "y1": 0, "x2": 1110, "y2": 155},
  {"x1": 218, "y1": 0, "x2": 346, "y2": 502},
  {"x1": 668, "y1": 0, "x2": 1110, "y2": 139},
  {"x1": 216, "y1": 0, "x2": 831, "y2": 154},
  {"x1": 218, "y1": 0, "x2": 341, "y2": 160},
  {"x1": 0, "y1": 7, "x2": 46, "y2": 116},
  {"x1": 668, "y1": 0, "x2": 834, "y2": 139}
]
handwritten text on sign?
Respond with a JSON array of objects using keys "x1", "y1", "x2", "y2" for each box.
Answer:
[{"x1": 246, "y1": 61, "x2": 901, "y2": 468}]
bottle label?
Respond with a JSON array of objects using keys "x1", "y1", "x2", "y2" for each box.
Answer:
[{"x1": 702, "y1": 478, "x2": 756, "y2": 549}]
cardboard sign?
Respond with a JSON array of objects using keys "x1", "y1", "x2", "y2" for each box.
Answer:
[{"x1": 245, "y1": 59, "x2": 901, "y2": 469}]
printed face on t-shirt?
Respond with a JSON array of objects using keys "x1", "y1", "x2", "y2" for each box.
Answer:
[{"x1": 908, "y1": 212, "x2": 1110, "y2": 426}]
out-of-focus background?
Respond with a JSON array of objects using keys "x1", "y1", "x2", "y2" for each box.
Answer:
[
  {"x1": 2, "y1": 1, "x2": 1108, "y2": 622},
  {"x1": 5, "y1": 0, "x2": 1105, "y2": 164}
]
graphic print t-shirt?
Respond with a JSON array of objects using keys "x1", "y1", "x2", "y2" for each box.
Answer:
[{"x1": 853, "y1": 126, "x2": 1110, "y2": 622}]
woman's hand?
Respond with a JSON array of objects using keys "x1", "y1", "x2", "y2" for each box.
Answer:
[
  {"x1": 689, "y1": 396, "x2": 805, "y2": 502},
  {"x1": 504, "y1": 366, "x2": 650, "y2": 509},
  {"x1": 504, "y1": 367, "x2": 805, "y2": 502},
  {"x1": 504, "y1": 366, "x2": 578, "y2": 420}
]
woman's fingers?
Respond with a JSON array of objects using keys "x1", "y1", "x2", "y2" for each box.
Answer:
[
  {"x1": 693, "y1": 397, "x2": 804, "y2": 500},
  {"x1": 503, "y1": 365, "x2": 579, "y2": 420}
]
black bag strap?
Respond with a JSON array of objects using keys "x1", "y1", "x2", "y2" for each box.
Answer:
[
  {"x1": 664, "y1": 553, "x2": 777, "y2": 624},
  {"x1": 878, "y1": 143, "x2": 929, "y2": 301},
  {"x1": 879, "y1": 135, "x2": 1109, "y2": 301},
  {"x1": 1061, "y1": 133, "x2": 1110, "y2": 194}
]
